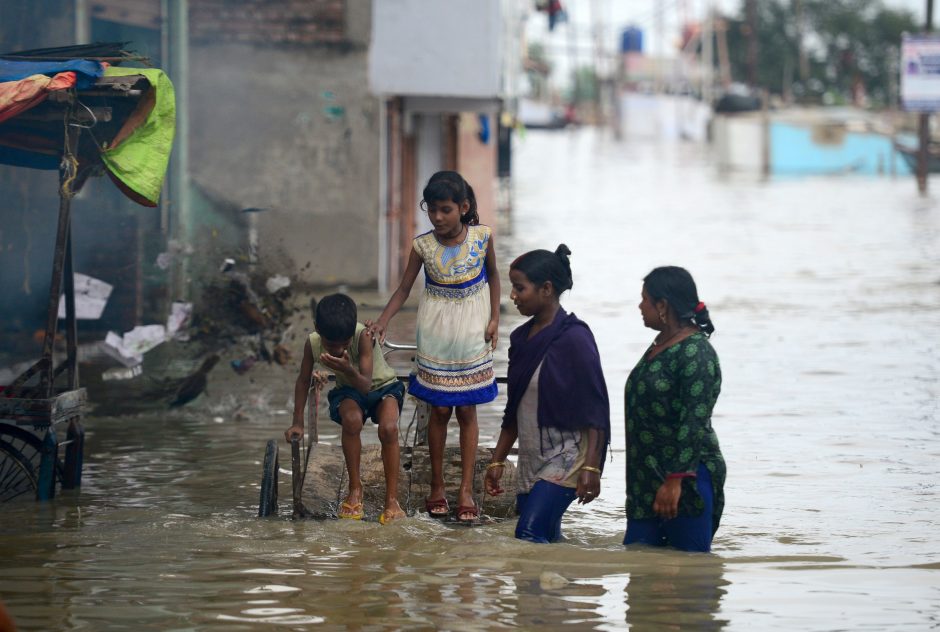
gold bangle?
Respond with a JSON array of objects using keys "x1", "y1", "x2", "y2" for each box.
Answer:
[
  {"x1": 486, "y1": 462, "x2": 506, "y2": 470},
  {"x1": 580, "y1": 465, "x2": 602, "y2": 474}
]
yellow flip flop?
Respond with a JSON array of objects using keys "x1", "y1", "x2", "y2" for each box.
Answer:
[
  {"x1": 339, "y1": 501, "x2": 363, "y2": 520},
  {"x1": 378, "y1": 509, "x2": 405, "y2": 525}
]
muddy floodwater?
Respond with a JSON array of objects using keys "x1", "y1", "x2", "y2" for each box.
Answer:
[{"x1": 2, "y1": 128, "x2": 939, "y2": 630}]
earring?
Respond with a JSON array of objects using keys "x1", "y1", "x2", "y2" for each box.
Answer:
[{"x1": 659, "y1": 312, "x2": 667, "y2": 324}]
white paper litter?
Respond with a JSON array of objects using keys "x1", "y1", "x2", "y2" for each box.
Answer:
[
  {"x1": 166, "y1": 302, "x2": 192, "y2": 338},
  {"x1": 58, "y1": 273, "x2": 113, "y2": 320},
  {"x1": 265, "y1": 274, "x2": 290, "y2": 294}
]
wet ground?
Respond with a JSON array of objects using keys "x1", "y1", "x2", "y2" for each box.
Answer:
[{"x1": 2, "y1": 127, "x2": 939, "y2": 630}]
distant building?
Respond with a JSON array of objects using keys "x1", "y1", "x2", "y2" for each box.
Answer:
[{"x1": 369, "y1": 0, "x2": 524, "y2": 290}]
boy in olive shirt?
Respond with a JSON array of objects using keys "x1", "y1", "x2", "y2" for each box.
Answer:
[{"x1": 286, "y1": 294, "x2": 406, "y2": 523}]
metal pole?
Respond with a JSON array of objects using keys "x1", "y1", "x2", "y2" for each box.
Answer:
[
  {"x1": 918, "y1": 0, "x2": 935, "y2": 195},
  {"x1": 169, "y1": 0, "x2": 191, "y2": 299}
]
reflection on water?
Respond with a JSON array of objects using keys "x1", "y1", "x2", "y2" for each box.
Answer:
[{"x1": 2, "y1": 128, "x2": 939, "y2": 629}]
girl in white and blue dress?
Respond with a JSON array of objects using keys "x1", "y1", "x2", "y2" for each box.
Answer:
[{"x1": 371, "y1": 171, "x2": 500, "y2": 523}]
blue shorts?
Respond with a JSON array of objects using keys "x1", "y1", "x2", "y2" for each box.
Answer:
[
  {"x1": 327, "y1": 380, "x2": 405, "y2": 425},
  {"x1": 623, "y1": 463, "x2": 715, "y2": 552},
  {"x1": 515, "y1": 480, "x2": 577, "y2": 544}
]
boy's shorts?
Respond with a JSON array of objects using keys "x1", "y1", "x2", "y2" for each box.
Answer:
[{"x1": 327, "y1": 380, "x2": 405, "y2": 425}]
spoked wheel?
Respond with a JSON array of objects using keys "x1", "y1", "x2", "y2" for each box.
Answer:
[
  {"x1": 0, "y1": 426, "x2": 41, "y2": 502},
  {"x1": 258, "y1": 439, "x2": 279, "y2": 517}
]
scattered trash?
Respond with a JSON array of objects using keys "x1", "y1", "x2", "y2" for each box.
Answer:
[
  {"x1": 166, "y1": 302, "x2": 192, "y2": 339},
  {"x1": 212, "y1": 416, "x2": 224, "y2": 424},
  {"x1": 102, "y1": 364, "x2": 143, "y2": 381},
  {"x1": 230, "y1": 356, "x2": 257, "y2": 375},
  {"x1": 103, "y1": 331, "x2": 143, "y2": 366},
  {"x1": 122, "y1": 324, "x2": 167, "y2": 356},
  {"x1": 219, "y1": 258, "x2": 235, "y2": 273},
  {"x1": 265, "y1": 274, "x2": 290, "y2": 294},
  {"x1": 156, "y1": 239, "x2": 193, "y2": 271},
  {"x1": 57, "y1": 273, "x2": 112, "y2": 320},
  {"x1": 155, "y1": 251, "x2": 173, "y2": 270},
  {"x1": 273, "y1": 344, "x2": 291, "y2": 365}
]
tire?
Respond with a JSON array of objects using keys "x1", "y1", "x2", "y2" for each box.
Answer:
[
  {"x1": 0, "y1": 426, "x2": 41, "y2": 502},
  {"x1": 258, "y1": 439, "x2": 279, "y2": 517}
]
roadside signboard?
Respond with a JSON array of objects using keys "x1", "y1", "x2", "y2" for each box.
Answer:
[{"x1": 901, "y1": 33, "x2": 940, "y2": 112}]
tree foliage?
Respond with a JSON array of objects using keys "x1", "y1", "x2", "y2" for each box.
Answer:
[{"x1": 724, "y1": 0, "x2": 917, "y2": 107}]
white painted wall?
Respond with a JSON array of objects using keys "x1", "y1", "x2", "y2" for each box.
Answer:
[
  {"x1": 369, "y1": 0, "x2": 502, "y2": 98},
  {"x1": 712, "y1": 114, "x2": 765, "y2": 172}
]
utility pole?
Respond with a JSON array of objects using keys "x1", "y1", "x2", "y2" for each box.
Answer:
[
  {"x1": 745, "y1": 0, "x2": 758, "y2": 89},
  {"x1": 702, "y1": 3, "x2": 714, "y2": 105},
  {"x1": 917, "y1": 0, "x2": 935, "y2": 195}
]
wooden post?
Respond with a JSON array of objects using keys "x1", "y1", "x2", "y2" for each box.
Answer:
[
  {"x1": 64, "y1": 230, "x2": 78, "y2": 390},
  {"x1": 918, "y1": 0, "x2": 935, "y2": 195},
  {"x1": 40, "y1": 122, "x2": 80, "y2": 397},
  {"x1": 63, "y1": 418, "x2": 85, "y2": 489}
]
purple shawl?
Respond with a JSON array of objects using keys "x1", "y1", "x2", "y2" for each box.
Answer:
[{"x1": 502, "y1": 309, "x2": 610, "y2": 460}]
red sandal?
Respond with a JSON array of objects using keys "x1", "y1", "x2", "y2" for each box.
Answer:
[
  {"x1": 424, "y1": 497, "x2": 449, "y2": 519},
  {"x1": 456, "y1": 504, "x2": 479, "y2": 524}
]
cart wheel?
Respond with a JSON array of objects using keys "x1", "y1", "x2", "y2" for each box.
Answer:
[
  {"x1": 0, "y1": 426, "x2": 40, "y2": 502},
  {"x1": 258, "y1": 439, "x2": 279, "y2": 517}
]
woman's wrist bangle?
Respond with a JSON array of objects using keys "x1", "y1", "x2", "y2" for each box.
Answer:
[
  {"x1": 580, "y1": 465, "x2": 602, "y2": 474},
  {"x1": 486, "y1": 462, "x2": 506, "y2": 470}
]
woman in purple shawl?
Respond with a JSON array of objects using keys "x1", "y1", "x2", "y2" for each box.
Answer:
[{"x1": 484, "y1": 245, "x2": 610, "y2": 543}]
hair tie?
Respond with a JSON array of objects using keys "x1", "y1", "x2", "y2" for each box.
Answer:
[{"x1": 694, "y1": 302, "x2": 706, "y2": 313}]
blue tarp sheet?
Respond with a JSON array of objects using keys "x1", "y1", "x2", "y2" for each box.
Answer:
[{"x1": 0, "y1": 59, "x2": 105, "y2": 89}]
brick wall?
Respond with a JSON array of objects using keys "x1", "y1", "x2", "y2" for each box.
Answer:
[
  {"x1": 88, "y1": 0, "x2": 347, "y2": 45},
  {"x1": 189, "y1": 0, "x2": 346, "y2": 45}
]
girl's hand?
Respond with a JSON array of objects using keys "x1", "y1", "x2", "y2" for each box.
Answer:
[
  {"x1": 576, "y1": 469, "x2": 601, "y2": 504},
  {"x1": 485, "y1": 319, "x2": 499, "y2": 350},
  {"x1": 319, "y1": 350, "x2": 352, "y2": 375},
  {"x1": 484, "y1": 465, "x2": 504, "y2": 496},
  {"x1": 365, "y1": 320, "x2": 387, "y2": 345},
  {"x1": 653, "y1": 478, "x2": 682, "y2": 519}
]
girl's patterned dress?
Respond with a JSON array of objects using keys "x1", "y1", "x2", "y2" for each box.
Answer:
[
  {"x1": 409, "y1": 224, "x2": 498, "y2": 406},
  {"x1": 624, "y1": 333, "x2": 726, "y2": 534}
]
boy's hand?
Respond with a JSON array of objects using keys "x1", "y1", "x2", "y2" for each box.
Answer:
[
  {"x1": 311, "y1": 370, "x2": 328, "y2": 387},
  {"x1": 485, "y1": 319, "x2": 499, "y2": 350},
  {"x1": 365, "y1": 320, "x2": 386, "y2": 344},
  {"x1": 285, "y1": 424, "x2": 303, "y2": 443},
  {"x1": 319, "y1": 350, "x2": 352, "y2": 374}
]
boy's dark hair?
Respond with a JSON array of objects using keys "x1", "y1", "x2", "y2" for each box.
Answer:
[
  {"x1": 315, "y1": 293, "x2": 357, "y2": 341},
  {"x1": 422, "y1": 170, "x2": 480, "y2": 225}
]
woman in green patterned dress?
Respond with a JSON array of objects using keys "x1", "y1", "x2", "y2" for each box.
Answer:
[{"x1": 623, "y1": 266, "x2": 726, "y2": 552}]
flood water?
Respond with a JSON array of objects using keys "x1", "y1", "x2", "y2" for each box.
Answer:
[{"x1": 2, "y1": 127, "x2": 940, "y2": 630}]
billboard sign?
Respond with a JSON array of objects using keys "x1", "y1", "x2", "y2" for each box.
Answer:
[{"x1": 901, "y1": 33, "x2": 940, "y2": 112}]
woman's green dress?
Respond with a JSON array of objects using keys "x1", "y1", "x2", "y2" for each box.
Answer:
[{"x1": 624, "y1": 333, "x2": 726, "y2": 534}]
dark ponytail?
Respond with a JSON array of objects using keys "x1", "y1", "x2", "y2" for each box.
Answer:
[
  {"x1": 643, "y1": 266, "x2": 715, "y2": 336},
  {"x1": 510, "y1": 243, "x2": 573, "y2": 296},
  {"x1": 422, "y1": 170, "x2": 479, "y2": 225}
]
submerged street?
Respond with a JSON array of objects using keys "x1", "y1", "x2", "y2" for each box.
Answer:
[{"x1": 2, "y1": 127, "x2": 939, "y2": 630}]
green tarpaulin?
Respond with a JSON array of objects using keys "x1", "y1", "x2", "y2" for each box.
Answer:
[{"x1": 100, "y1": 67, "x2": 175, "y2": 207}]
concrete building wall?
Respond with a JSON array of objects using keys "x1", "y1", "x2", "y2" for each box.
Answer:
[
  {"x1": 369, "y1": 0, "x2": 502, "y2": 99},
  {"x1": 186, "y1": 0, "x2": 380, "y2": 287}
]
